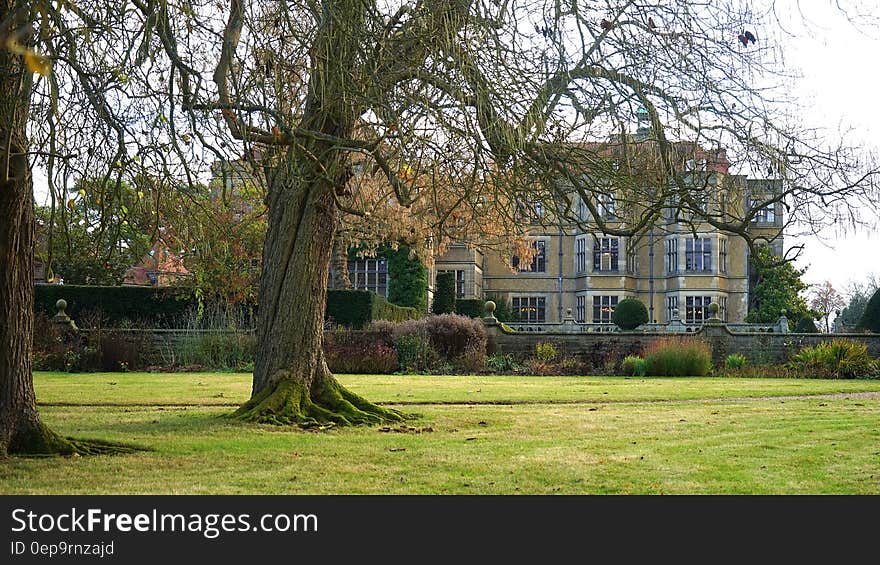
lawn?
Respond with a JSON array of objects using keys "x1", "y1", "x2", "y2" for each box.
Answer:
[{"x1": 1, "y1": 372, "x2": 878, "y2": 494}]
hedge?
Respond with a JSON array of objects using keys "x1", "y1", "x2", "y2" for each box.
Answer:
[
  {"x1": 455, "y1": 299, "x2": 484, "y2": 318},
  {"x1": 326, "y1": 289, "x2": 419, "y2": 329},
  {"x1": 432, "y1": 272, "x2": 456, "y2": 314},
  {"x1": 36, "y1": 285, "x2": 419, "y2": 329},
  {"x1": 35, "y1": 284, "x2": 194, "y2": 326},
  {"x1": 857, "y1": 287, "x2": 880, "y2": 333}
]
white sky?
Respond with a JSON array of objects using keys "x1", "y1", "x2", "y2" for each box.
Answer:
[
  {"x1": 775, "y1": 2, "x2": 880, "y2": 294},
  {"x1": 32, "y1": 1, "x2": 880, "y2": 296}
]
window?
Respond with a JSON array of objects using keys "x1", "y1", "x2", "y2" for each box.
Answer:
[
  {"x1": 592, "y1": 295, "x2": 618, "y2": 324},
  {"x1": 695, "y1": 190, "x2": 710, "y2": 214},
  {"x1": 685, "y1": 238, "x2": 712, "y2": 272},
  {"x1": 685, "y1": 296, "x2": 713, "y2": 323},
  {"x1": 666, "y1": 296, "x2": 679, "y2": 322},
  {"x1": 516, "y1": 200, "x2": 544, "y2": 223},
  {"x1": 577, "y1": 198, "x2": 587, "y2": 221},
  {"x1": 512, "y1": 241, "x2": 546, "y2": 273},
  {"x1": 576, "y1": 295, "x2": 586, "y2": 323},
  {"x1": 598, "y1": 193, "x2": 616, "y2": 219},
  {"x1": 512, "y1": 296, "x2": 546, "y2": 323},
  {"x1": 719, "y1": 238, "x2": 728, "y2": 274},
  {"x1": 439, "y1": 269, "x2": 466, "y2": 298},
  {"x1": 349, "y1": 258, "x2": 389, "y2": 297},
  {"x1": 626, "y1": 245, "x2": 638, "y2": 275},
  {"x1": 665, "y1": 238, "x2": 678, "y2": 274},
  {"x1": 718, "y1": 296, "x2": 728, "y2": 322},
  {"x1": 750, "y1": 199, "x2": 776, "y2": 223},
  {"x1": 575, "y1": 236, "x2": 587, "y2": 273},
  {"x1": 593, "y1": 237, "x2": 619, "y2": 272}
]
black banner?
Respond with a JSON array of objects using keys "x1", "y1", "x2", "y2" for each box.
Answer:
[{"x1": 0, "y1": 496, "x2": 876, "y2": 562}]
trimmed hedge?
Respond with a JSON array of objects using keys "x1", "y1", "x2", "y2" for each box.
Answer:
[
  {"x1": 326, "y1": 289, "x2": 419, "y2": 329},
  {"x1": 35, "y1": 284, "x2": 194, "y2": 326},
  {"x1": 794, "y1": 316, "x2": 820, "y2": 333},
  {"x1": 612, "y1": 298, "x2": 649, "y2": 330},
  {"x1": 36, "y1": 285, "x2": 418, "y2": 329},
  {"x1": 857, "y1": 287, "x2": 880, "y2": 333},
  {"x1": 432, "y1": 272, "x2": 456, "y2": 314},
  {"x1": 455, "y1": 299, "x2": 485, "y2": 318}
]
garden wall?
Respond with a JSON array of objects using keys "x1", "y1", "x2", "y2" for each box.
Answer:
[{"x1": 484, "y1": 321, "x2": 880, "y2": 365}]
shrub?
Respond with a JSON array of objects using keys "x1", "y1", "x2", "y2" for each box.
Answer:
[
  {"x1": 423, "y1": 314, "x2": 487, "y2": 361},
  {"x1": 534, "y1": 342, "x2": 559, "y2": 363},
  {"x1": 644, "y1": 337, "x2": 712, "y2": 376},
  {"x1": 455, "y1": 299, "x2": 485, "y2": 318},
  {"x1": 788, "y1": 340, "x2": 877, "y2": 379},
  {"x1": 326, "y1": 343, "x2": 398, "y2": 374},
  {"x1": 432, "y1": 272, "x2": 456, "y2": 314},
  {"x1": 621, "y1": 355, "x2": 647, "y2": 376},
  {"x1": 392, "y1": 330, "x2": 439, "y2": 372},
  {"x1": 794, "y1": 316, "x2": 820, "y2": 333},
  {"x1": 612, "y1": 298, "x2": 649, "y2": 330},
  {"x1": 857, "y1": 287, "x2": 880, "y2": 333},
  {"x1": 453, "y1": 345, "x2": 487, "y2": 373},
  {"x1": 725, "y1": 354, "x2": 747, "y2": 370},
  {"x1": 385, "y1": 244, "x2": 428, "y2": 312},
  {"x1": 486, "y1": 353, "x2": 519, "y2": 373}
]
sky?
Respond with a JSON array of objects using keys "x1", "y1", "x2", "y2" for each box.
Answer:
[
  {"x1": 31, "y1": 1, "x2": 880, "y2": 297},
  {"x1": 774, "y1": 1, "x2": 880, "y2": 294}
]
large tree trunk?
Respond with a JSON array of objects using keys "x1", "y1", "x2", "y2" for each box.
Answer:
[
  {"x1": 0, "y1": 3, "x2": 70, "y2": 456},
  {"x1": 233, "y1": 157, "x2": 401, "y2": 427},
  {"x1": 233, "y1": 0, "x2": 401, "y2": 427},
  {"x1": 0, "y1": 4, "x2": 136, "y2": 456}
]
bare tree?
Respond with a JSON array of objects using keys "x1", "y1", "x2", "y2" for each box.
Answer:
[
  {"x1": 3, "y1": 0, "x2": 879, "y2": 446},
  {"x1": 810, "y1": 280, "x2": 846, "y2": 333}
]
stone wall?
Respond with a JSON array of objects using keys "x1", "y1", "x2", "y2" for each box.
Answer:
[{"x1": 484, "y1": 320, "x2": 880, "y2": 365}]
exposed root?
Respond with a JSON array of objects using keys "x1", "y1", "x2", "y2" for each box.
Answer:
[
  {"x1": 232, "y1": 372, "x2": 406, "y2": 428},
  {"x1": 8, "y1": 420, "x2": 146, "y2": 458}
]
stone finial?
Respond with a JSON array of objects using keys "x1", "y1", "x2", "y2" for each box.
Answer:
[
  {"x1": 52, "y1": 299, "x2": 78, "y2": 330},
  {"x1": 482, "y1": 300, "x2": 498, "y2": 325}
]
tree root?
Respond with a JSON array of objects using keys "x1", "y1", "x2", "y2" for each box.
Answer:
[
  {"x1": 8, "y1": 420, "x2": 146, "y2": 458},
  {"x1": 232, "y1": 373, "x2": 406, "y2": 429}
]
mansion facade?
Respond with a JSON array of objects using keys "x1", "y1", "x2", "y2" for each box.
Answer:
[{"x1": 349, "y1": 176, "x2": 784, "y2": 326}]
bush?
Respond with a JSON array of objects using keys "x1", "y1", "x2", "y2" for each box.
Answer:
[
  {"x1": 621, "y1": 355, "x2": 647, "y2": 376},
  {"x1": 724, "y1": 353, "x2": 747, "y2": 370},
  {"x1": 534, "y1": 342, "x2": 559, "y2": 363},
  {"x1": 432, "y1": 272, "x2": 456, "y2": 314},
  {"x1": 486, "y1": 353, "x2": 520, "y2": 373},
  {"x1": 423, "y1": 314, "x2": 487, "y2": 361},
  {"x1": 612, "y1": 298, "x2": 649, "y2": 330},
  {"x1": 788, "y1": 340, "x2": 877, "y2": 379},
  {"x1": 857, "y1": 287, "x2": 880, "y2": 333},
  {"x1": 453, "y1": 345, "x2": 487, "y2": 373},
  {"x1": 387, "y1": 314, "x2": 486, "y2": 373},
  {"x1": 644, "y1": 337, "x2": 712, "y2": 376},
  {"x1": 326, "y1": 343, "x2": 398, "y2": 374},
  {"x1": 455, "y1": 299, "x2": 485, "y2": 318},
  {"x1": 385, "y1": 244, "x2": 428, "y2": 312},
  {"x1": 794, "y1": 316, "x2": 820, "y2": 333},
  {"x1": 392, "y1": 330, "x2": 440, "y2": 373}
]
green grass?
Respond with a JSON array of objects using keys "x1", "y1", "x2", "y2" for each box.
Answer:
[
  {"x1": 0, "y1": 372, "x2": 878, "y2": 494},
  {"x1": 32, "y1": 371, "x2": 880, "y2": 405}
]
